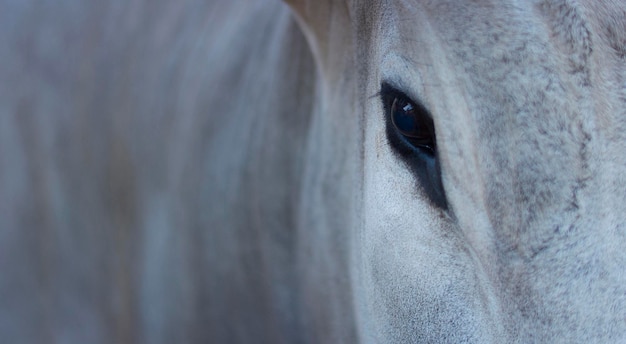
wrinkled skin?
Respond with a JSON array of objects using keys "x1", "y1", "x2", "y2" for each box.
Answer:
[{"x1": 1, "y1": 0, "x2": 625, "y2": 343}]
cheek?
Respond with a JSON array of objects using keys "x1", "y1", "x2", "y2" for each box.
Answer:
[{"x1": 354, "y1": 114, "x2": 503, "y2": 341}]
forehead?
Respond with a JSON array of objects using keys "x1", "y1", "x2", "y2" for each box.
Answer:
[{"x1": 371, "y1": 0, "x2": 581, "y2": 150}]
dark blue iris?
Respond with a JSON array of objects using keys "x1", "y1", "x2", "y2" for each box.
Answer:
[
  {"x1": 387, "y1": 92, "x2": 435, "y2": 154},
  {"x1": 392, "y1": 101, "x2": 416, "y2": 134}
]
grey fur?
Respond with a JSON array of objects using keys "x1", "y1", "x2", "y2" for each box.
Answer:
[{"x1": 1, "y1": 0, "x2": 625, "y2": 343}]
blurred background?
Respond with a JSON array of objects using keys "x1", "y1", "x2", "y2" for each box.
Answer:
[{"x1": 0, "y1": 0, "x2": 295, "y2": 342}]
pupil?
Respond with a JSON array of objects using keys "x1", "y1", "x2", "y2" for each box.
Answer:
[{"x1": 392, "y1": 98, "x2": 416, "y2": 134}]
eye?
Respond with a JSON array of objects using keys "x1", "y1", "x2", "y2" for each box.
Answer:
[
  {"x1": 381, "y1": 84, "x2": 437, "y2": 156},
  {"x1": 390, "y1": 95, "x2": 436, "y2": 155},
  {"x1": 380, "y1": 82, "x2": 447, "y2": 209}
]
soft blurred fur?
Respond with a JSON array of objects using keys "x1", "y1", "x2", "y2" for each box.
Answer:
[{"x1": 1, "y1": 0, "x2": 625, "y2": 343}]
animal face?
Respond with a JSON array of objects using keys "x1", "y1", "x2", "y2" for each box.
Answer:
[
  {"x1": 290, "y1": 0, "x2": 626, "y2": 341},
  {"x1": 2, "y1": 0, "x2": 624, "y2": 342}
]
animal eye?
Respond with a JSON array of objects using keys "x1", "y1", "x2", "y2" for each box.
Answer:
[
  {"x1": 390, "y1": 96, "x2": 436, "y2": 155},
  {"x1": 381, "y1": 82, "x2": 447, "y2": 209},
  {"x1": 382, "y1": 85, "x2": 436, "y2": 156}
]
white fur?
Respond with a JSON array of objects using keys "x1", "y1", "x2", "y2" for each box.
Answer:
[{"x1": 1, "y1": 0, "x2": 625, "y2": 342}]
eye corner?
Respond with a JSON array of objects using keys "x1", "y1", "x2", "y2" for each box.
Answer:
[{"x1": 380, "y1": 81, "x2": 406, "y2": 106}]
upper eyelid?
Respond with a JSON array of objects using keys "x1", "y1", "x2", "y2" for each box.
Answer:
[
  {"x1": 380, "y1": 82, "x2": 433, "y2": 120},
  {"x1": 380, "y1": 82, "x2": 406, "y2": 100},
  {"x1": 380, "y1": 82, "x2": 417, "y2": 105}
]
